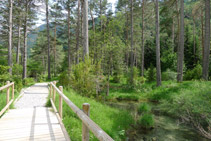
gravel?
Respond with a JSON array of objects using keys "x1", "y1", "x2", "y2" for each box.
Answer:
[{"x1": 15, "y1": 83, "x2": 49, "y2": 109}]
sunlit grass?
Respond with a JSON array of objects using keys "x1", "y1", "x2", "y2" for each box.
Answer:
[{"x1": 48, "y1": 89, "x2": 134, "y2": 140}]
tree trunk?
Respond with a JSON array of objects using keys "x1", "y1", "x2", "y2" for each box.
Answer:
[
  {"x1": 141, "y1": 0, "x2": 144, "y2": 76},
  {"x1": 67, "y1": 6, "x2": 71, "y2": 71},
  {"x1": 76, "y1": 0, "x2": 80, "y2": 64},
  {"x1": 54, "y1": 25, "x2": 56, "y2": 77},
  {"x1": 202, "y1": 0, "x2": 210, "y2": 80},
  {"x1": 155, "y1": 0, "x2": 162, "y2": 86},
  {"x1": 83, "y1": 0, "x2": 89, "y2": 59},
  {"x1": 177, "y1": 0, "x2": 184, "y2": 82},
  {"x1": 46, "y1": 0, "x2": 51, "y2": 79},
  {"x1": 100, "y1": 0, "x2": 102, "y2": 32},
  {"x1": 193, "y1": 18, "x2": 196, "y2": 64},
  {"x1": 201, "y1": 7, "x2": 204, "y2": 63},
  {"x1": 172, "y1": 17, "x2": 175, "y2": 52},
  {"x1": 23, "y1": 0, "x2": 28, "y2": 79},
  {"x1": 8, "y1": 0, "x2": 13, "y2": 75},
  {"x1": 90, "y1": 9, "x2": 96, "y2": 63},
  {"x1": 176, "y1": 0, "x2": 180, "y2": 54},
  {"x1": 130, "y1": 0, "x2": 134, "y2": 83},
  {"x1": 16, "y1": 19, "x2": 21, "y2": 64}
]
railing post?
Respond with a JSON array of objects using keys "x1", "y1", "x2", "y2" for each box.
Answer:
[
  {"x1": 12, "y1": 83, "x2": 14, "y2": 99},
  {"x1": 53, "y1": 81, "x2": 56, "y2": 102},
  {"x1": 6, "y1": 81, "x2": 10, "y2": 110},
  {"x1": 82, "y1": 103, "x2": 90, "y2": 141},
  {"x1": 50, "y1": 83, "x2": 52, "y2": 98},
  {"x1": 59, "y1": 86, "x2": 63, "y2": 119}
]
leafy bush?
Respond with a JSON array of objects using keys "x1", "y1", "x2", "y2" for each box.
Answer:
[
  {"x1": 127, "y1": 67, "x2": 145, "y2": 88},
  {"x1": 23, "y1": 78, "x2": 35, "y2": 86},
  {"x1": 145, "y1": 64, "x2": 156, "y2": 82},
  {"x1": 12, "y1": 76, "x2": 23, "y2": 91},
  {"x1": 58, "y1": 71, "x2": 70, "y2": 87},
  {"x1": 138, "y1": 113, "x2": 154, "y2": 129},
  {"x1": 12, "y1": 64, "x2": 22, "y2": 76},
  {"x1": 59, "y1": 59, "x2": 106, "y2": 97},
  {"x1": 162, "y1": 69, "x2": 177, "y2": 81},
  {"x1": 36, "y1": 74, "x2": 46, "y2": 82},
  {"x1": 184, "y1": 63, "x2": 202, "y2": 80},
  {"x1": 138, "y1": 103, "x2": 151, "y2": 114},
  {"x1": 0, "y1": 65, "x2": 10, "y2": 83}
]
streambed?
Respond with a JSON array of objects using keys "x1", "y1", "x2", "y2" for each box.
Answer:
[{"x1": 106, "y1": 102, "x2": 209, "y2": 141}]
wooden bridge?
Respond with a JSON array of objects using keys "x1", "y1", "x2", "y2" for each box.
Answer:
[{"x1": 0, "y1": 81, "x2": 114, "y2": 141}]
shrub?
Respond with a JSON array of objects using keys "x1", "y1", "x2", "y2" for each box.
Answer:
[
  {"x1": 58, "y1": 71, "x2": 70, "y2": 87},
  {"x1": 145, "y1": 64, "x2": 156, "y2": 82},
  {"x1": 0, "y1": 65, "x2": 10, "y2": 83},
  {"x1": 127, "y1": 67, "x2": 145, "y2": 88},
  {"x1": 23, "y1": 78, "x2": 35, "y2": 86},
  {"x1": 162, "y1": 69, "x2": 177, "y2": 81},
  {"x1": 12, "y1": 76, "x2": 23, "y2": 91},
  {"x1": 59, "y1": 59, "x2": 106, "y2": 97},
  {"x1": 138, "y1": 103, "x2": 151, "y2": 114},
  {"x1": 138, "y1": 113, "x2": 154, "y2": 129},
  {"x1": 184, "y1": 64, "x2": 202, "y2": 80}
]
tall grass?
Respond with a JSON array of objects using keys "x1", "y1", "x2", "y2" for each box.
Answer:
[{"x1": 51, "y1": 89, "x2": 134, "y2": 140}]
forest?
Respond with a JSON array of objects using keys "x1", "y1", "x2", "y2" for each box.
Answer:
[{"x1": 0, "y1": 0, "x2": 211, "y2": 140}]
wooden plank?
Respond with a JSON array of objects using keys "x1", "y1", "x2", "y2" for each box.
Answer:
[
  {"x1": 51, "y1": 82, "x2": 114, "y2": 141},
  {"x1": 0, "y1": 107, "x2": 67, "y2": 141}
]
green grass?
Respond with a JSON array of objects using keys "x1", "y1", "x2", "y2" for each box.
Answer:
[
  {"x1": 0, "y1": 88, "x2": 20, "y2": 115},
  {"x1": 50, "y1": 89, "x2": 134, "y2": 140}
]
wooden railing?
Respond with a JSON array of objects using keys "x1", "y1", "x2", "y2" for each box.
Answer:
[
  {"x1": 49, "y1": 81, "x2": 114, "y2": 141},
  {"x1": 0, "y1": 81, "x2": 14, "y2": 117}
]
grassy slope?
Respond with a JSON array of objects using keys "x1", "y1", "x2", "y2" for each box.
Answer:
[
  {"x1": 108, "y1": 80, "x2": 211, "y2": 102},
  {"x1": 50, "y1": 89, "x2": 134, "y2": 141}
]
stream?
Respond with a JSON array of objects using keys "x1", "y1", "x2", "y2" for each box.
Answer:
[{"x1": 106, "y1": 102, "x2": 209, "y2": 141}]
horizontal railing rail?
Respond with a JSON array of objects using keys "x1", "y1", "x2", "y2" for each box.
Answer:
[
  {"x1": 50, "y1": 81, "x2": 114, "y2": 141},
  {"x1": 0, "y1": 81, "x2": 14, "y2": 116}
]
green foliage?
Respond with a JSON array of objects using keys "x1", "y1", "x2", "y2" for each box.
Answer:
[
  {"x1": 138, "y1": 103, "x2": 151, "y2": 114},
  {"x1": 12, "y1": 64, "x2": 22, "y2": 76},
  {"x1": 0, "y1": 65, "x2": 10, "y2": 83},
  {"x1": 23, "y1": 78, "x2": 35, "y2": 86},
  {"x1": 127, "y1": 67, "x2": 145, "y2": 89},
  {"x1": 162, "y1": 69, "x2": 177, "y2": 81},
  {"x1": 58, "y1": 71, "x2": 70, "y2": 87},
  {"x1": 145, "y1": 64, "x2": 156, "y2": 82},
  {"x1": 138, "y1": 113, "x2": 154, "y2": 129},
  {"x1": 12, "y1": 76, "x2": 23, "y2": 91},
  {"x1": 59, "y1": 59, "x2": 106, "y2": 97},
  {"x1": 184, "y1": 63, "x2": 202, "y2": 80}
]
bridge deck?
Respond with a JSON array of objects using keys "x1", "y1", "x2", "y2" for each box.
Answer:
[{"x1": 0, "y1": 83, "x2": 67, "y2": 141}]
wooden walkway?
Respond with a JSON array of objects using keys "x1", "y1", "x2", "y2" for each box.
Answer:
[
  {"x1": 0, "y1": 83, "x2": 67, "y2": 141},
  {"x1": 0, "y1": 81, "x2": 114, "y2": 141}
]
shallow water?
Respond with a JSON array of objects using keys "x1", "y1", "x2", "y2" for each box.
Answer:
[{"x1": 106, "y1": 102, "x2": 209, "y2": 141}]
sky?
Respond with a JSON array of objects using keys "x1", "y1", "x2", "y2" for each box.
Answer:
[{"x1": 36, "y1": 0, "x2": 118, "y2": 27}]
